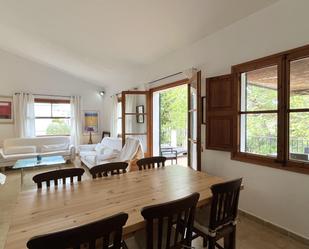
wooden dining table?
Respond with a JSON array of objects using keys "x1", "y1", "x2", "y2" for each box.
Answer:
[{"x1": 4, "y1": 165, "x2": 226, "y2": 249}]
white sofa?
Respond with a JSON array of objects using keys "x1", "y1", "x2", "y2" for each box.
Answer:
[
  {"x1": 0, "y1": 136, "x2": 75, "y2": 169},
  {"x1": 79, "y1": 137, "x2": 143, "y2": 171}
]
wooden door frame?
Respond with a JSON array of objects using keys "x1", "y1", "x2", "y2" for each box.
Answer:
[
  {"x1": 121, "y1": 90, "x2": 151, "y2": 156},
  {"x1": 187, "y1": 71, "x2": 202, "y2": 171},
  {"x1": 149, "y1": 78, "x2": 189, "y2": 158}
]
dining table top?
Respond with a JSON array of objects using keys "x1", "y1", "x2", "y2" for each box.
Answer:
[{"x1": 4, "y1": 165, "x2": 226, "y2": 249}]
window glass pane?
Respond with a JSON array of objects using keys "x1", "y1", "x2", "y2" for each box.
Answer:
[
  {"x1": 240, "y1": 113, "x2": 277, "y2": 156},
  {"x1": 35, "y1": 119, "x2": 70, "y2": 136},
  {"x1": 241, "y1": 65, "x2": 278, "y2": 111},
  {"x1": 289, "y1": 112, "x2": 309, "y2": 162},
  {"x1": 125, "y1": 115, "x2": 147, "y2": 134},
  {"x1": 189, "y1": 84, "x2": 197, "y2": 110},
  {"x1": 52, "y1": 103, "x2": 70, "y2": 117},
  {"x1": 290, "y1": 57, "x2": 309, "y2": 109},
  {"x1": 34, "y1": 103, "x2": 51, "y2": 117},
  {"x1": 125, "y1": 95, "x2": 146, "y2": 113},
  {"x1": 189, "y1": 111, "x2": 197, "y2": 140}
]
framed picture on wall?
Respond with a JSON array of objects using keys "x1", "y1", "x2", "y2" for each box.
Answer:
[
  {"x1": 136, "y1": 105, "x2": 145, "y2": 123},
  {"x1": 83, "y1": 110, "x2": 99, "y2": 134},
  {"x1": 202, "y1": 96, "x2": 206, "y2": 124},
  {"x1": 0, "y1": 96, "x2": 13, "y2": 124}
]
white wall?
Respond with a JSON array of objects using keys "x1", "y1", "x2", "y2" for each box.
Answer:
[
  {"x1": 145, "y1": 0, "x2": 309, "y2": 239},
  {"x1": 0, "y1": 49, "x2": 111, "y2": 145}
]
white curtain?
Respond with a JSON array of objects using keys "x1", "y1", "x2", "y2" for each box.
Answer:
[
  {"x1": 70, "y1": 96, "x2": 82, "y2": 149},
  {"x1": 110, "y1": 95, "x2": 119, "y2": 138},
  {"x1": 13, "y1": 93, "x2": 36, "y2": 137}
]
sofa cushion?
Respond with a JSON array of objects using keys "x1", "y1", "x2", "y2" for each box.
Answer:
[
  {"x1": 41, "y1": 143, "x2": 69, "y2": 153},
  {"x1": 4, "y1": 146, "x2": 36, "y2": 155}
]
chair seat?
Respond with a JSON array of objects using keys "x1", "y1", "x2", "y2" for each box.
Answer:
[
  {"x1": 194, "y1": 204, "x2": 238, "y2": 238},
  {"x1": 193, "y1": 204, "x2": 215, "y2": 237}
]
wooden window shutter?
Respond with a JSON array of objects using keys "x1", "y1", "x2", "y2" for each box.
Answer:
[{"x1": 206, "y1": 74, "x2": 235, "y2": 151}]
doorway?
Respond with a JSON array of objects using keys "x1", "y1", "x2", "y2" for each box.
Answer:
[{"x1": 152, "y1": 84, "x2": 188, "y2": 166}]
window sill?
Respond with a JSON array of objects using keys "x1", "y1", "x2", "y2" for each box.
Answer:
[{"x1": 231, "y1": 152, "x2": 309, "y2": 175}]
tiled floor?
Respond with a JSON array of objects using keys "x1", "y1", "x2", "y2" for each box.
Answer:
[{"x1": 0, "y1": 160, "x2": 308, "y2": 249}]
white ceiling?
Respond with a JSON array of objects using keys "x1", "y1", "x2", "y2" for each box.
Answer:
[{"x1": 0, "y1": 0, "x2": 278, "y2": 92}]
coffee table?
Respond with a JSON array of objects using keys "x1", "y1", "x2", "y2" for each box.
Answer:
[
  {"x1": 13, "y1": 156, "x2": 66, "y2": 186},
  {"x1": 0, "y1": 173, "x2": 6, "y2": 185}
]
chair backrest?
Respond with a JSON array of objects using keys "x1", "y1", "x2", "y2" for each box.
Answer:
[
  {"x1": 102, "y1": 131, "x2": 111, "y2": 139},
  {"x1": 27, "y1": 212, "x2": 128, "y2": 249},
  {"x1": 32, "y1": 168, "x2": 85, "y2": 189},
  {"x1": 137, "y1": 156, "x2": 166, "y2": 171},
  {"x1": 141, "y1": 192, "x2": 200, "y2": 249},
  {"x1": 89, "y1": 162, "x2": 128, "y2": 179},
  {"x1": 209, "y1": 178, "x2": 242, "y2": 231}
]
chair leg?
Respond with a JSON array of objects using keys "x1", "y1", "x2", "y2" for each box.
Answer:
[
  {"x1": 229, "y1": 229, "x2": 236, "y2": 249},
  {"x1": 224, "y1": 229, "x2": 236, "y2": 249},
  {"x1": 203, "y1": 237, "x2": 208, "y2": 248},
  {"x1": 122, "y1": 241, "x2": 128, "y2": 249},
  {"x1": 208, "y1": 238, "x2": 215, "y2": 249}
]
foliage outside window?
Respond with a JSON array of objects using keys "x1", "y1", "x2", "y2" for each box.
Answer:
[
  {"x1": 160, "y1": 85, "x2": 187, "y2": 147},
  {"x1": 233, "y1": 45, "x2": 309, "y2": 174},
  {"x1": 240, "y1": 65, "x2": 278, "y2": 157},
  {"x1": 34, "y1": 100, "x2": 71, "y2": 136}
]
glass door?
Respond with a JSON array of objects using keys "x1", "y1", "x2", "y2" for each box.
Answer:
[
  {"x1": 121, "y1": 91, "x2": 150, "y2": 157},
  {"x1": 188, "y1": 71, "x2": 202, "y2": 170}
]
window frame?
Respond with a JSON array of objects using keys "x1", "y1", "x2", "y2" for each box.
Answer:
[
  {"x1": 34, "y1": 98, "x2": 71, "y2": 137},
  {"x1": 231, "y1": 44, "x2": 309, "y2": 175}
]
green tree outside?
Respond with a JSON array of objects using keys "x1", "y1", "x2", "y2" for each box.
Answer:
[
  {"x1": 245, "y1": 84, "x2": 309, "y2": 155},
  {"x1": 160, "y1": 85, "x2": 188, "y2": 147},
  {"x1": 46, "y1": 119, "x2": 71, "y2": 135},
  {"x1": 159, "y1": 83, "x2": 309, "y2": 155}
]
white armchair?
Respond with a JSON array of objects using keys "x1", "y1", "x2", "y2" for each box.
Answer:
[
  {"x1": 79, "y1": 137, "x2": 122, "y2": 168},
  {"x1": 79, "y1": 137, "x2": 144, "y2": 171}
]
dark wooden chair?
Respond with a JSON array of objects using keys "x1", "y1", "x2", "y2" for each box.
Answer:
[
  {"x1": 89, "y1": 162, "x2": 128, "y2": 179},
  {"x1": 27, "y1": 212, "x2": 128, "y2": 249},
  {"x1": 102, "y1": 131, "x2": 111, "y2": 139},
  {"x1": 192, "y1": 178, "x2": 242, "y2": 249},
  {"x1": 137, "y1": 156, "x2": 167, "y2": 171},
  {"x1": 141, "y1": 192, "x2": 200, "y2": 249},
  {"x1": 32, "y1": 168, "x2": 85, "y2": 189}
]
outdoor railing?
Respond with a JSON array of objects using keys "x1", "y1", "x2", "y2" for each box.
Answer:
[{"x1": 246, "y1": 136, "x2": 309, "y2": 155}]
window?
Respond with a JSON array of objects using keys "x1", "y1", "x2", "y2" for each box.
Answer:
[
  {"x1": 288, "y1": 56, "x2": 309, "y2": 163},
  {"x1": 34, "y1": 99, "x2": 71, "y2": 136},
  {"x1": 240, "y1": 65, "x2": 278, "y2": 157},
  {"x1": 232, "y1": 44, "x2": 309, "y2": 174}
]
